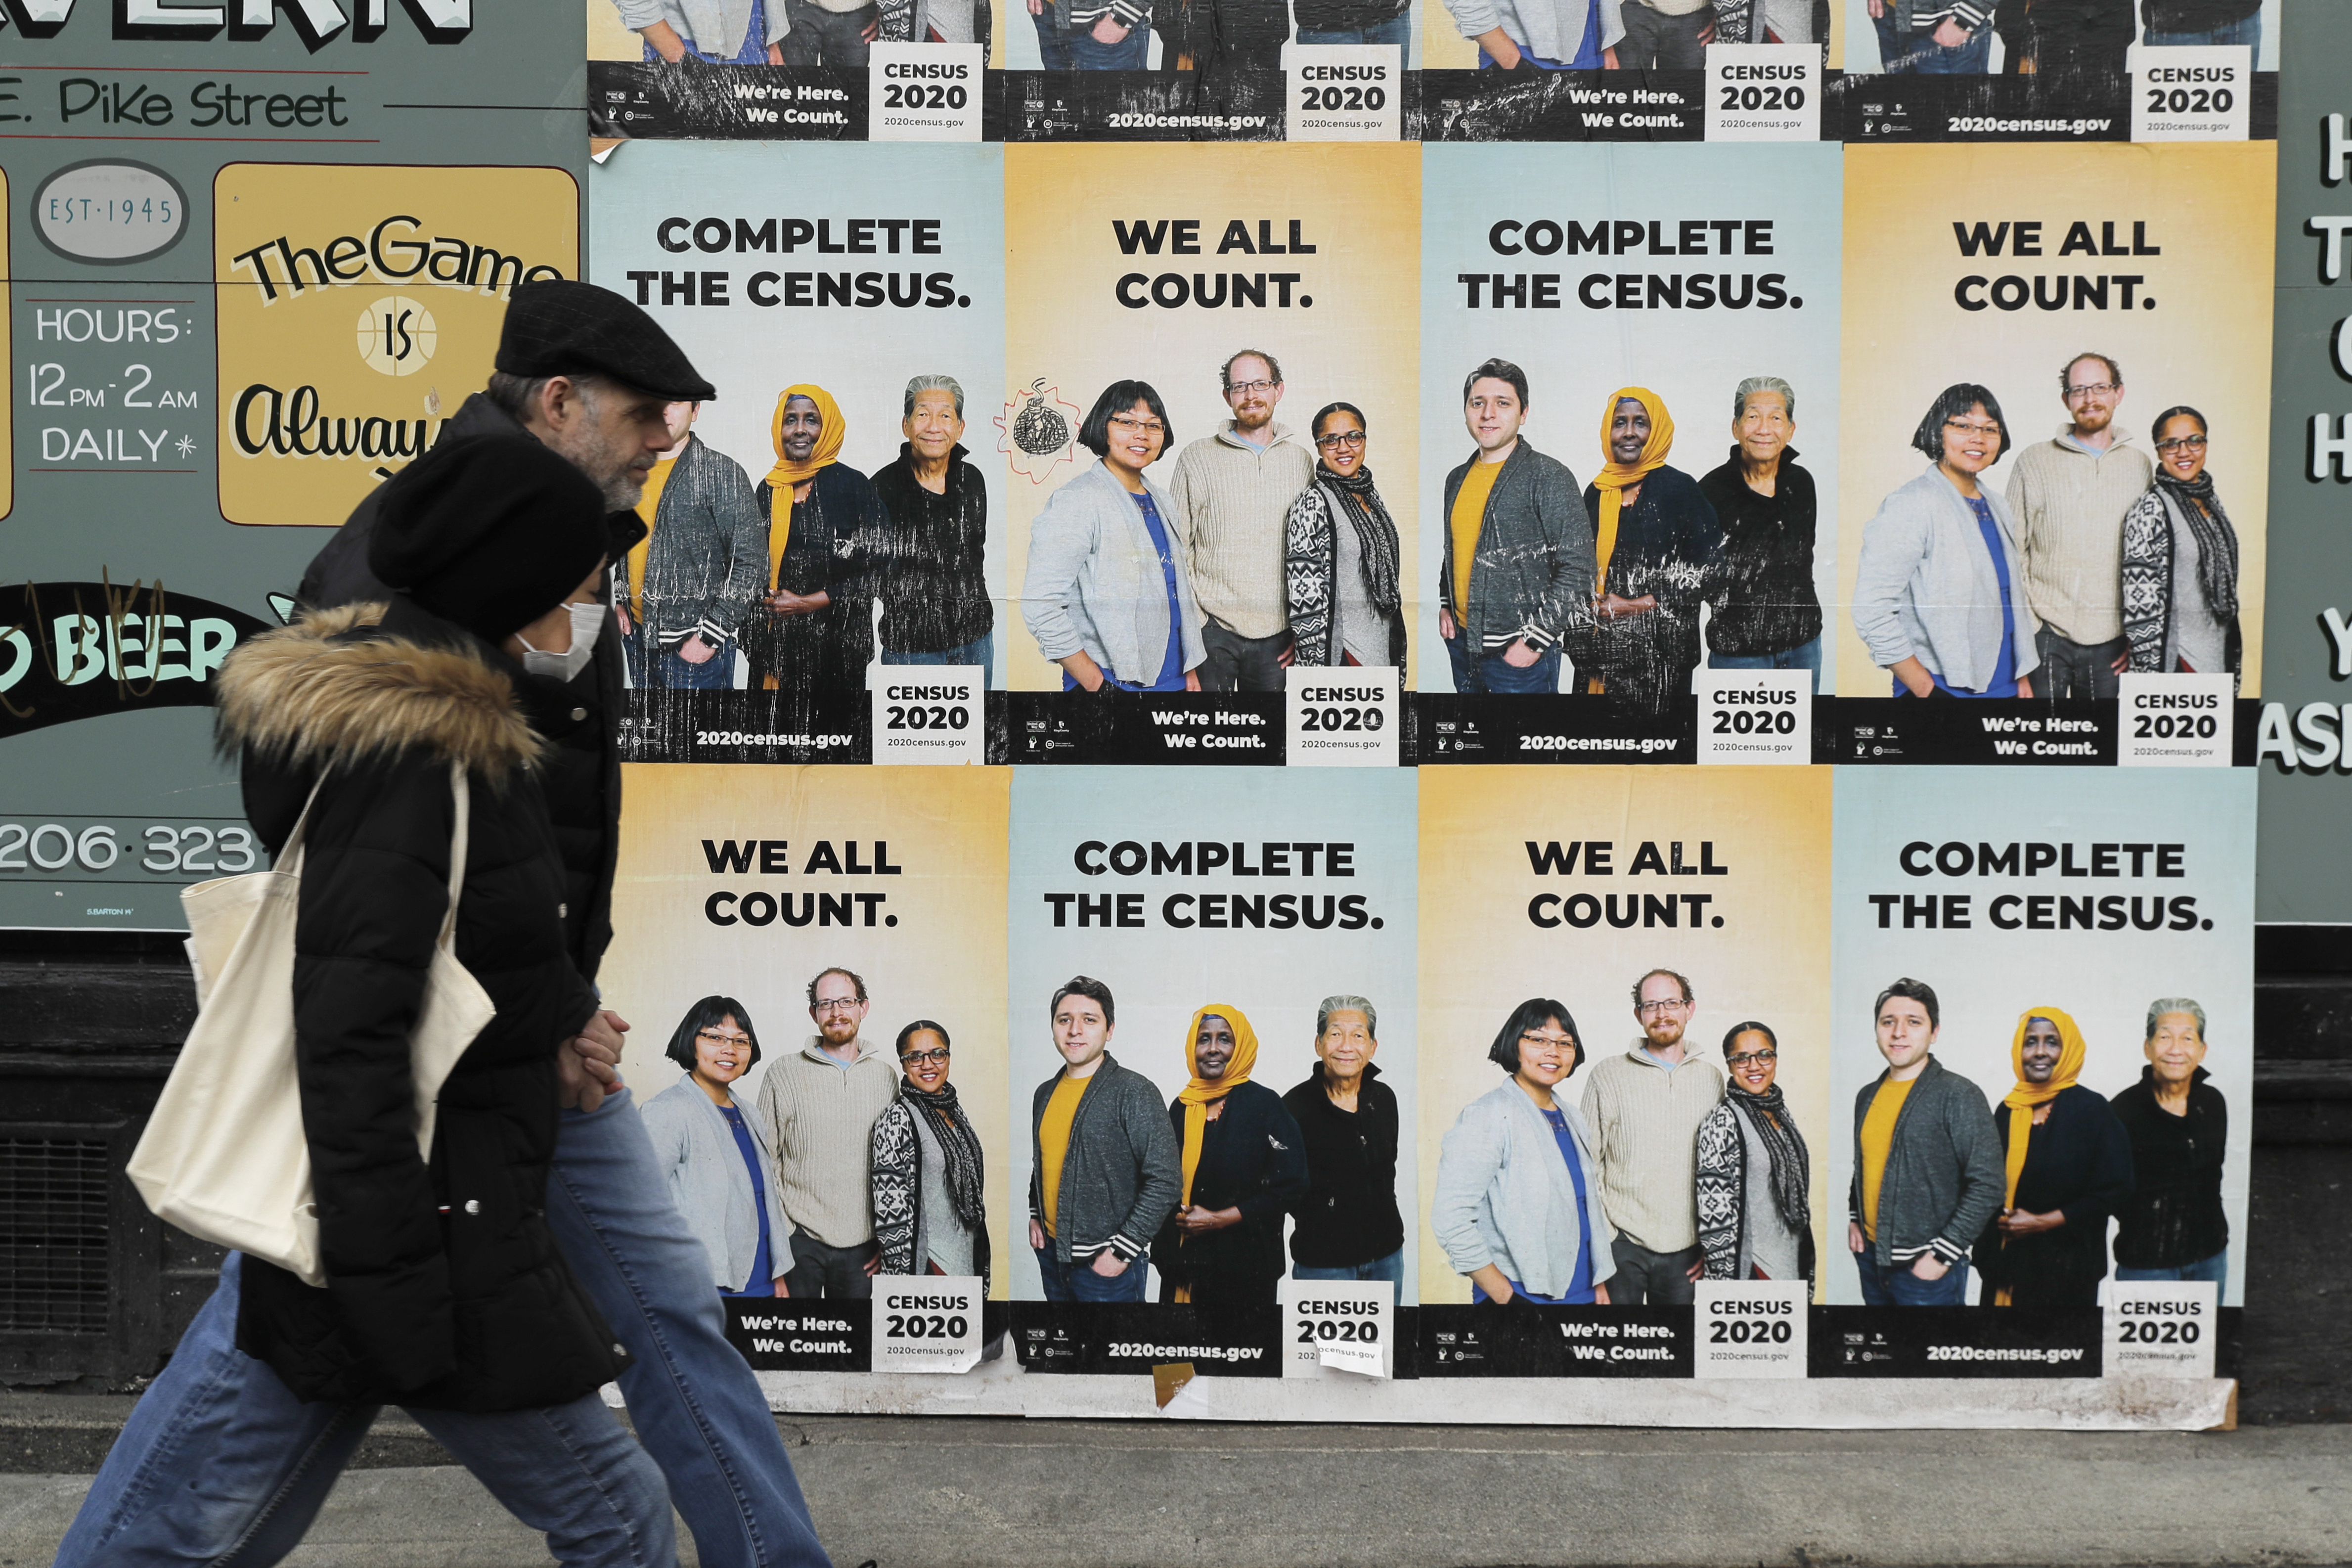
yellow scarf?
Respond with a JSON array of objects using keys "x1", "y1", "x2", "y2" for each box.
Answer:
[
  {"x1": 1587, "y1": 386, "x2": 1676, "y2": 594},
  {"x1": 764, "y1": 385, "x2": 845, "y2": 591},
  {"x1": 626, "y1": 448, "x2": 679, "y2": 621},
  {"x1": 1994, "y1": 1007, "x2": 2088, "y2": 1304}
]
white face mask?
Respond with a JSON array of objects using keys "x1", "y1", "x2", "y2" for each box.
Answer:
[{"x1": 518, "y1": 600, "x2": 603, "y2": 683}]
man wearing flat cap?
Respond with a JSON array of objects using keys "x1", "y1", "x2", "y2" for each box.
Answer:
[{"x1": 57, "y1": 281, "x2": 834, "y2": 1568}]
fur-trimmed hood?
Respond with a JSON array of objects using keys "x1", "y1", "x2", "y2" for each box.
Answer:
[{"x1": 215, "y1": 600, "x2": 542, "y2": 777}]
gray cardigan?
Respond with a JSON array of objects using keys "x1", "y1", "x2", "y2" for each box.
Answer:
[
  {"x1": 1431, "y1": 1080, "x2": 1617, "y2": 1300},
  {"x1": 608, "y1": 0, "x2": 787, "y2": 57},
  {"x1": 640, "y1": 1074, "x2": 797, "y2": 1293},
  {"x1": 627, "y1": 434, "x2": 768, "y2": 649},
  {"x1": 1021, "y1": 462, "x2": 1208, "y2": 686},
  {"x1": 1851, "y1": 466, "x2": 2042, "y2": 693},
  {"x1": 1027, "y1": 1053, "x2": 1182, "y2": 1265},
  {"x1": 1847, "y1": 1055, "x2": 2004, "y2": 1271},
  {"x1": 1438, "y1": 440, "x2": 1597, "y2": 655}
]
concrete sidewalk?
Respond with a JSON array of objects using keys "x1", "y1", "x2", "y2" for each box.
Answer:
[{"x1": 2, "y1": 1405, "x2": 2347, "y2": 1568}]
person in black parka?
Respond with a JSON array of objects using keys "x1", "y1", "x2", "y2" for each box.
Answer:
[{"x1": 212, "y1": 436, "x2": 673, "y2": 1562}]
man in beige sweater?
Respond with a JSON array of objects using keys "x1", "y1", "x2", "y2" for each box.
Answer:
[
  {"x1": 2006, "y1": 351, "x2": 2153, "y2": 703},
  {"x1": 753, "y1": 965, "x2": 901, "y2": 1298},
  {"x1": 1580, "y1": 968, "x2": 1727, "y2": 1305},
  {"x1": 1166, "y1": 349, "x2": 1316, "y2": 692}
]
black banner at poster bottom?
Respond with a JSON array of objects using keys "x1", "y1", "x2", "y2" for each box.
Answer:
[
  {"x1": 1411, "y1": 70, "x2": 1711, "y2": 142},
  {"x1": 620, "y1": 689, "x2": 871, "y2": 764},
  {"x1": 1835, "y1": 697, "x2": 2115, "y2": 765},
  {"x1": 1833, "y1": 68, "x2": 2277, "y2": 143},
  {"x1": 1000, "y1": 71, "x2": 1286, "y2": 141},
  {"x1": 590, "y1": 62, "x2": 874, "y2": 140},
  {"x1": 1007, "y1": 691, "x2": 1284, "y2": 763},
  {"x1": 726, "y1": 1299, "x2": 872, "y2": 1372},
  {"x1": 1418, "y1": 1304, "x2": 1693, "y2": 1377},
  {"x1": 1012, "y1": 1301, "x2": 1285, "y2": 1376},
  {"x1": 1812, "y1": 1306, "x2": 2100, "y2": 1378},
  {"x1": 1415, "y1": 694, "x2": 1692, "y2": 764}
]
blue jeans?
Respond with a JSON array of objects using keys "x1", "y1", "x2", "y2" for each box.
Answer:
[
  {"x1": 57, "y1": 1088, "x2": 827, "y2": 1568},
  {"x1": 1295, "y1": 10, "x2": 1410, "y2": 64},
  {"x1": 1032, "y1": 6, "x2": 1152, "y2": 67},
  {"x1": 1853, "y1": 1250, "x2": 1970, "y2": 1306},
  {"x1": 53, "y1": 1258, "x2": 674, "y2": 1568},
  {"x1": 1293, "y1": 1248, "x2": 1405, "y2": 1287},
  {"x1": 624, "y1": 631, "x2": 736, "y2": 690},
  {"x1": 2116, "y1": 1248, "x2": 2228, "y2": 1286},
  {"x1": 1444, "y1": 632, "x2": 1561, "y2": 695},
  {"x1": 1710, "y1": 632, "x2": 1822, "y2": 694},
  {"x1": 1872, "y1": 8, "x2": 1992, "y2": 71},
  {"x1": 881, "y1": 629, "x2": 994, "y2": 690},
  {"x1": 2142, "y1": 14, "x2": 2257, "y2": 49},
  {"x1": 1035, "y1": 1246, "x2": 1148, "y2": 1303}
]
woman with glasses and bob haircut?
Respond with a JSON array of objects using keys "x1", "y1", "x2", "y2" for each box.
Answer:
[
  {"x1": 1286, "y1": 401, "x2": 1407, "y2": 669},
  {"x1": 640, "y1": 996, "x2": 796, "y2": 1297},
  {"x1": 1430, "y1": 999, "x2": 1615, "y2": 1305},
  {"x1": 2122, "y1": 406, "x2": 2242, "y2": 681},
  {"x1": 1021, "y1": 379, "x2": 1207, "y2": 694},
  {"x1": 1695, "y1": 1021, "x2": 1815, "y2": 1283},
  {"x1": 871, "y1": 1021, "x2": 992, "y2": 1286},
  {"x1": 1852, "y1": 382, "x2": 2040, "y2": 698}
]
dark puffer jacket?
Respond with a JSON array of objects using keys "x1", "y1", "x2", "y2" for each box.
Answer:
[{"x1": 217, "y1": 595, "x2": 628, "y2": 1411}]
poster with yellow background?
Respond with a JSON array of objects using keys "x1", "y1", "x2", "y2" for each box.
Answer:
[
  {"x1": 214, "y1": 163, "x2": 579, "y2": 527},
  {"x1": 1416, "y1": 766, "x2": 1833, "y2": 1305},
  {"x1": 1003, "y1": 142, "x2": 1421, "y2": 689},
  {"x1": 601, "y1": 765, "x2": 1013, "y2": 1296},
  {"x1": 1835, "y1": 141, "x2": 2275, "y2": 696}
]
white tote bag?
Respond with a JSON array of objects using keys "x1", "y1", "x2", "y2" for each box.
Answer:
[{"x1": 128, "y1": 762, "x2": 494, "y2": 1287}]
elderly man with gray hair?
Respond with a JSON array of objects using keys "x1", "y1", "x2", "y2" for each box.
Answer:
[
  {"x1": 873, "y1": 373, "x2": 996, "y2": 683},
  {"x1": 1700, "y1": 374, "x2": 1824, "y2": 690},
  {"x1": 1283, "y1": 994, "x2": 1407, "y2": 1287}
]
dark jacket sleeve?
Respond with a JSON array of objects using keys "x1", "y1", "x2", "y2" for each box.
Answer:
[
  {"x1": 2062, "y1": 1095, "x2": 2137, "y2": 1229},
  {"x1": 1662, "y1": 475, "x2": 1721, "y2": 613},
  {"x1": 1117, "y1": 1074, "x2": 1184, "y2": 1260},
  {"x1": 1237, "y1": 1093, "x2": 1311, "y2": 1225},
  {"x1": 1536, "y1": 457, "x2": 1598, "y2": 654},
  {"x1": 1936, "y1": 1076, "x2": 2007, "y2": 1264},
  {"x1": 286, "y1": 754, "x2": 461, "y2": 1391}
]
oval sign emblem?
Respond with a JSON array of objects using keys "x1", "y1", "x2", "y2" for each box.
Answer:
[{"x1": 33, "y1": 160, "x2": 189, "y2": 265}]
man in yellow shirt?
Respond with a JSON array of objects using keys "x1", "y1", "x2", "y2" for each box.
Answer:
[
  {"x1": 1437, "y1": 357, "x2": 1596, "y2": 694},
  {"x1": 1027, "y1": 977, "x2": 1182, "y2": 1303},
  {"x1": 1848, "y1": 977, "x2": 2003, "y2": 1306}
]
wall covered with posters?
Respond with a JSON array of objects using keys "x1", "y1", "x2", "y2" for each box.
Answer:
[{"x1": 4, "y1": 0, "x2": 2314, "y2": 1428}]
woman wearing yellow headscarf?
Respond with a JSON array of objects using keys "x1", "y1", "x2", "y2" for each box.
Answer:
[
  {"x1": 1578, "y1": 387, "x2": 1721, "y2": 717},
  {"x1": 739, "y1": 384, "x2": 888, "y2": 699},
  {"x1": 1970, "y1": 1007, "x2": 2135, "y2": 1310},
  {"x1": 1150, "y1": 1005, "x2": 1308, "y2": 1307}
]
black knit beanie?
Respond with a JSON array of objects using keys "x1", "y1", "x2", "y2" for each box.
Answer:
[{"x1": 367, "y1": 436, "x2": 608, "y2": 645}]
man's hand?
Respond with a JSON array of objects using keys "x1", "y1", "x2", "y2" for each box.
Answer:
[
  {"x1": 1439, "y1": 605, "x2": 1458, "y2": 641},
  {"x1": 1089, "y1": 1250, "x2": 1131, "y2": 1278},
  {"x1": 642, "y1": 18, "x2": 690, "y2": 58},
  {"x1": 1865, "y1": 0, "x2": 1884, "y2": 14},
  {"x1": 1849, "y1": 1220, "x2": 1866, "y2": 1254},
  {"x1": 1910, "y1": 1253, "x2": 1952, "y2": 1282},
  {"x1": 1500, "y1": 637, "x2": 1542, "y2": 669},
  {"x1": 677, "y1": 634, "x2": 719, "y2": 666},
  {"x1": 556, "y1": 1047, "x2": 607, "y2": 1113},
  {"x1": 1089, "y1": 11, "x2": 1128, "y2": 41},
  {"x1": 1029, "y1": 1217, "x2": 1046, "y2": 1250},
  {"x1": 1931, "y1": 16, "x2": 1969, "y2": 45}
]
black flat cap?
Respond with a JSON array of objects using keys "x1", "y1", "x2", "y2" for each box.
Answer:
[
  {"x1": 370, "y1": 435, "x2": 610, "y2": 644},
  {"x1": 495, "y1": 279, "x2": 717, "y2": 403}
]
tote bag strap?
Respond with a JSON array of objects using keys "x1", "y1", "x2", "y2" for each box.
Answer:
[
  {"x1": 272, "y1": 775, "x2": 330, "y2": 877},
  {"x1": 438, "y1": 760, "x2": 471, "y2": 946}
]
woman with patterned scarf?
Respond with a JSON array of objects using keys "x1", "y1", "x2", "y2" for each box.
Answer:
[
  {"x1": 741, "y1": 383, "x2": 888, "y2": 702},
  {"x1": 1286, "y1": 401, "x2": 1407, "y2": 671},
  {"x1": 1696, "y1": 1021, "x2": 1815, "y2": 1283},
  {"x1": 1970, "y1": 1008, "x2": 2134, "y2": 1311},
  {"x1": 870, "y1": 1021, "x2": 992, "y2": 1288},
  {"x1": 1150, "y1": 1006, "x2": 1309, "y2": 1307},
  {"x1": 2121, "y1": 405, "x2": 2242, "y2": 683}
]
